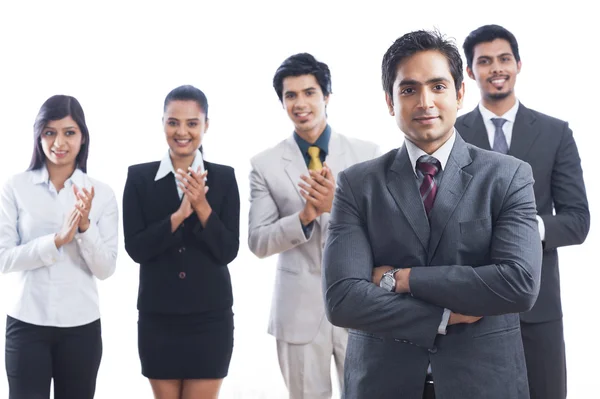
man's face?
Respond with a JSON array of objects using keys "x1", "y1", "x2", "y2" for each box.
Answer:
[
  {"x1": 467, "y1": 38, "x2": 521, "y2": 102},
  {"x1": 282, "y1": 74, "x2": 329, "y2": 142},
  {"x1": 385, "y1": 50, "x2": 464, "y2": 153}
]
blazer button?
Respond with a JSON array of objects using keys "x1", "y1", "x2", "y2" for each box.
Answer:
[
  {"x1": 179, "y1": 271, "x2": 186, "y2": 279},
  {"x1": 428, "y1": 346, "x2": 438, "y2": 354},
  {"x1": 178, "y1": 247, "x2": 186, "y2": 253}
]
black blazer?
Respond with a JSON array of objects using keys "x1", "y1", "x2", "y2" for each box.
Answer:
[
  {"x1": 123, "y1": 159, "x2": 240, "y2": 314},
  {"x1": 457, "y1": 104, "x2": 590, "y2": 323}
]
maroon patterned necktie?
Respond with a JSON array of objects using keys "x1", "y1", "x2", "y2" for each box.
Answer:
[{"x1": 416, "y1": 155, "x2": 441, "y2": 216}]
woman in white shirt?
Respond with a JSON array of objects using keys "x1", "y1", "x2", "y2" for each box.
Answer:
[{"x1": 0, "y1": 95, "x2": 118, "y2": 399}]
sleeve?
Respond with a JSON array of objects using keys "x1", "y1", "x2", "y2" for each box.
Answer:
[
  {"x1": 248, "y1": 160, "x2": 314, "y2": 259},
  {"x1": 323, "y1": 171, "x2": 445, "y2": 349},
  {"x1": 539, "y1": 123, "x2": 590, "y2": 250},
  {"x1": 0, "y1": 179, "x2": 62, "y2": 273},
  {"x1": 192, "y1": 169, "x2": 240, "y2": 265},
  {"x1": 122, "y1": 167, "x2": 184, "y2": 264},
  {"x1": 409, "y1": 162, "x2": 543, "y2": 316},
  {"x1": 75, "y1": 185, "x2": 118, "y2": 280}
]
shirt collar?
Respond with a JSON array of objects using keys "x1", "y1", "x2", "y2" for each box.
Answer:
[
  {"x1": 155, "y1": 149, "x2": 205, "y2": 181},
  {"x1": 404, "y1": 130, "x2": 456, "y2": 177},
  {"x1": 478, "y1": 98, "x2": 520, "y2": 123},
  {"x1": 293, "y1": 124, "x2": 331, "y2": 155},
  {"x1": 31, "y1": 165, "x2": 85, "y2": 187}
]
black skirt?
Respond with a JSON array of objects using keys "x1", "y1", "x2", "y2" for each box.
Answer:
[{"x1": 138, "y1": 308, "x2": 234, "y2": 380}]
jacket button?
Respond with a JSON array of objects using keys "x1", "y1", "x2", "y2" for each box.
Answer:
[
  {"x1": 178, "y1": 247, "x2": 186, "y2": 253},
  {"x1": 179, "y1": 272, "x2": 186, "y2": 279},
  {"x1": 428, "y1": 346, "x2": 438, "y2": 354}
]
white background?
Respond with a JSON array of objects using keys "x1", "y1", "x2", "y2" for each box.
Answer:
[{"x1": 0, "y1": 0, "x2": 597, "y2": 397}]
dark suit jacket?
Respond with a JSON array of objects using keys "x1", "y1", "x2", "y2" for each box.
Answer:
[
  {"x1": 457, "y1": 104, "x2": 590, "y2": 323},
  {"x1": 323, "y1": 134, "x2": 542, "y2": 398},
  {"x1": 123, "y1": 159, "x2": 240, "y2": 314}
]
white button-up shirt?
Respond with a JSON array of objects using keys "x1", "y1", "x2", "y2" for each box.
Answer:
[
  {"x1": 0, "y1": 167, "x2": 118, "y2": 327},
  {"x1": 154, "y1": 149, "x2": 205, "y2": 199}
]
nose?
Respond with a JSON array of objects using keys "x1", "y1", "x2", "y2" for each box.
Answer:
[
  {"x1": 491, "y1": 60, "x2": 503, "y2": 74},
  {"x1": 418, "y1": 89, "x2": 434, "y2": 109},
  {"x1": 53, "y1": 132, "x2": 65, "y2": 147}
]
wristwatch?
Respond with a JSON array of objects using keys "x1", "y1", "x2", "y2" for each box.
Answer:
[{"x1": 379, "y1": 268, "x2": 402, "y2": 292}]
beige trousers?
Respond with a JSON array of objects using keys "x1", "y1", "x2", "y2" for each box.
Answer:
[{"x1": 276, "y1": 319, "x2": 348, "y2": 399}]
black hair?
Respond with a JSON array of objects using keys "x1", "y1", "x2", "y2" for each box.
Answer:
[
  {"x1": 273, "y1": 53, "x2": 332, "y2": 102},
  {"x1": 381, "y1": 30, "x2": 463, "y2": 102},
  {"x1": 28, "y1": 95, "x2": 90, "y2": 172},
  {"x1": 463, "y1": 24, "x2": 520, "y2": 69}
]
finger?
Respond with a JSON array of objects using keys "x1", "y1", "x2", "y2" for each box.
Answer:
[
  {"x1": 298, "y1": 183, "x2": 324, "y2": 200},
  {"x1": 72, "y1": 184, "x2": 79, "y2": 196},
  {"x1": 89, "y1": 186, "x2": 95, "y2": 199},
  {"x1": 300, "y1": 190, "x2": 320, "y2": 206},
  {"x1": 300, "y1": 179, "x2": 328, "y2": 196},
  {"x1": 188, "y1": 168, "x2": 208, "y2": 188},
  {"x1": 82, "y1": 187, "x2": 93, "y2": 201},
  {"x1": 182, "y1": 168, "x2": 201, "y2": 188}
]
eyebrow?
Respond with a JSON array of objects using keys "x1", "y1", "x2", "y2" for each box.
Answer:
[
  {"x1": 284, "y1": 86, "x2": 317, "y2": 95},
  {"x1": 167, "y1": 117, "x2": 201, "y2": 121},
  {"x1": 477, "y1": 53, "x2": 514, "y2": 60},
  {"x1": 399, "y1": 77, "x2": 450, "y2": 86}
]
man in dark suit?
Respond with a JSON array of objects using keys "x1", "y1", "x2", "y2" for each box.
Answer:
[
  {"x1": 322, "y1": 30, "x2": 543, "y2": 399},
  {"x1": 456, "y1": 24, "x2": 590, "y2": 399}
]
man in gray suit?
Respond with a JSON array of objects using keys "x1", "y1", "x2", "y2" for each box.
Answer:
[
  {"x1": 323, "y1": 30, "x2": 543, "y2": 399},
  {"x1": 248, "y1": 53, "x2": 379, "y2": 399},
  {"x1": 457, "y1": 25, "x2": 590, "y2": 399}
]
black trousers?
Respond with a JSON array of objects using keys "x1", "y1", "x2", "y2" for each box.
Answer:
[
  {"x1": 521, "y1": 318, "x2": 567, "y2": 399},
  {"x1": 5, "y1": 316, "x2": 103, "y2": 399}
]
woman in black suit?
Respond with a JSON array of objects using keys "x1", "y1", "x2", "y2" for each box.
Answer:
[{"x1": 122, "y1": 85, "x2": 240, "y2": 399}]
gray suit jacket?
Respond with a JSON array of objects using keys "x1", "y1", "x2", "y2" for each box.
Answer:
[
  {"x1": 457, "y1": 105, "x2": 590, "y2": 323},
  {"x1": 249, "y1": 131, "x2": 380, "y2": 344},
  {"x1": 323, "y1": 134, "x2": 542, "y2": 398}
]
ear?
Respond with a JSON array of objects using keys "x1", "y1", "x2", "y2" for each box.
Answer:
[
  {"x1": 456, "y1": 81, "x2": 466, "y2": 110},
  {"x1": 324, "y1": 94, "x2": 330, "y2": 106},
  {"x1": 385, "y1": 92, "x2": 395, "y2": 116},
  {"x1": 204, "y1": 118, "x2": 210, "y2": 133},
  {"x1": 516, "y1": 60, "x2": 522, "y2": 74},
  {"x1": 466, "y1": 66, "x2": 475, "y2": 80}
]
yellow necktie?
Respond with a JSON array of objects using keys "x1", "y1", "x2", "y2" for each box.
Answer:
[{"x1": 307, "y1": 146, "x2": 323, "y2": 171}]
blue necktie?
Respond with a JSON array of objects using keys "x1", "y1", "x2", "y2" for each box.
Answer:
[{"x1": 491, "y1": 118, "x2": 509, "y2": 154}]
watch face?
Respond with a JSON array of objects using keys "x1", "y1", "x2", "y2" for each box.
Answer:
[{"x1": 380, "y1": 275, "x2": 394, "y2": 292}]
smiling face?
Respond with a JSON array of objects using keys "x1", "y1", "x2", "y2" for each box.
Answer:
[
  {"x1": 385, "y1": 50, "x2": 464, "y2": 154},
  {"x1": 40, "y1": 116, "x2": 84, "y2": 169},
  {"x1": 163, "y1": 100, "x2": 208, "y2": 159},
  {"x1": 282, "y1": 74, "x2": 329, "y2": 143},
  {"x1": 467, "y1": 38, "x2": 521, "y2": 104}
]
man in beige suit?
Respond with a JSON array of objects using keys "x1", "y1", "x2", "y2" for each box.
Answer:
[{"x1": 248, "y1": 53, "x2": 380, "y2": 399}]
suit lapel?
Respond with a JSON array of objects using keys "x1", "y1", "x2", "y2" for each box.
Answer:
[
  {"x1": 319, "y1": 131, "x2": 346, "y2": 232},
  {"x1": 458, "y1": 107, "x2": 491, "y2": 150},
  {"x1": 427, "y1": 135, "x2": 473, "y2": 263},
  {"x1": 154, "y1": 171, "x2": 182, "y2": 214},
  {"x1": 508, "y1": 104, "x2": 539, "y2": 160},
  {"x1": 387, "y1": 146, "x2": 430, "y2": 251}
]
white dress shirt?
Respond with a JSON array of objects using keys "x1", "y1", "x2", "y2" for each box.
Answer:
[
  {"x1": 478, "y1": 101, "x2": 546, "y2": 240},
  {"x1": 0, "y1": 167, "x2": 118, "y2": 327},
  {"x1": 154, "y1": 150, "x2": 205, "y2": 199},
  {"x1": 404, "y1": 132, "x2": 456, "y2": 336}
]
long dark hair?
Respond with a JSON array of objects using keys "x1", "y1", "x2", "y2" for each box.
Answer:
[{"x1": 28, "y1": 95, "x2": 90, "y2": 172}]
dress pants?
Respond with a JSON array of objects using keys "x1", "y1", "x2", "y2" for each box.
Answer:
[
  {"x1": 520, "y1": 319, "x2": 567, "y2": 399},
  {"x1": 276, "y1": 318, "x2": 348, "y2": 399},
  {"x1": 5, "y1": 316, "x2": 102, "y2": 399}
]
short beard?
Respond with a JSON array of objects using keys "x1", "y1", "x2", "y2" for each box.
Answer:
[{"x1": 485, "y1": 89, "x2": 512, "y2": 102}]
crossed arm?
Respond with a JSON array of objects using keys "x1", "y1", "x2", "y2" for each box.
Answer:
[{"x1": 323, "y1": 163, "x2": 542, "y2": 347}]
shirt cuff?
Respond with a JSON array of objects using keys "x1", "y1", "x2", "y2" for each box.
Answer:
[
  {"x1": 38, "y1": 233, "x2": 62, "y2": 266},
  {"x1": 536, "y1": 215, "x2": 546, "y2": 241},
  {"x1": 75, "y1": 223, "x2": 100, "y2": 253},
  {"x1": 437, "y1": 308, "x2": 451, "y2": 335},
  {"x1": 301, "y1": 221, "x2": 314, "y2": 238}
]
